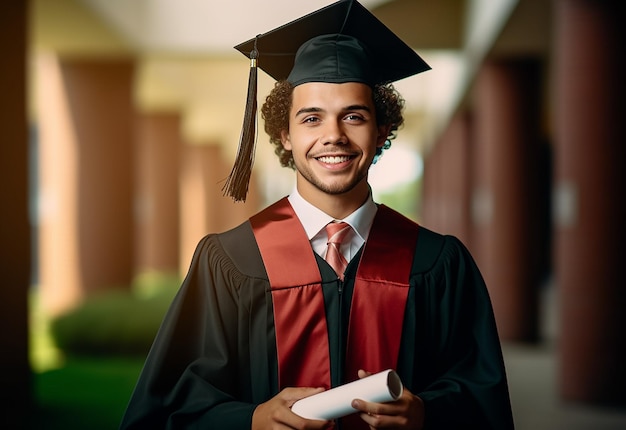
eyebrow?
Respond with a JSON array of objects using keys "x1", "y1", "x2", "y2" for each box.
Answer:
[{"x1": 294, "y1": 104, "x2": 372, "y2": 118}]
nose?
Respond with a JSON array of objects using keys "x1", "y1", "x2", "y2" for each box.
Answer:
[{"x1": 322, "y1": 119, "x2": 347, "y2": 145}]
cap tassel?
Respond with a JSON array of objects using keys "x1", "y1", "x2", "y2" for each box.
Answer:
[{"x1": 222, "y1": 38, "x2": 259, "y2": 202}]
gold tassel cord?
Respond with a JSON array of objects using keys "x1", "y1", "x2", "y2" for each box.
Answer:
[{"x1": 222, "y1": 40, "x2": 259, "y2": 202}]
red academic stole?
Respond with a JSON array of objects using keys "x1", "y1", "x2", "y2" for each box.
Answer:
[{"x1": 250, "y1": 197, "x2": 419, "y2": 392}]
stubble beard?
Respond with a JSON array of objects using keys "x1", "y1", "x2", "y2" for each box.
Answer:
[{"x1": 296, "y1": 161, "x2": 369, "y2": 196}]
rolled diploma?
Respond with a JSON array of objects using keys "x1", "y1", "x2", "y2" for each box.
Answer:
[{"x1": 291, "y1": 369, "x2": 403, "y2": 420}]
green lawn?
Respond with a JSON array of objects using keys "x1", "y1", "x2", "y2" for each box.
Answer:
[
  {"x1": 30, "y1": 356, "x2": 144, "y2": 429},
  {"x1": 27, "y1": 277, "x2": 176, "y2": 429}
]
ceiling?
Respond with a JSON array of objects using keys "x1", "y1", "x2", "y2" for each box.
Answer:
[
  {"x1": 78, "y1": 0, "x2": 549, "y2": 56},
  {"x1": 80, "y1": 0, "x2": 393, "y2": 54}
]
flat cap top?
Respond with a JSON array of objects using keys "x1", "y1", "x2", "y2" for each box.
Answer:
[{"x1": 234, "y1": 0, "x2": 430, "y2": 86}]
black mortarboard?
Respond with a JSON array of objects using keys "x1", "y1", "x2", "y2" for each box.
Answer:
[{"x1": 222, "y1": 0, "x2": 430, "y2": 201}]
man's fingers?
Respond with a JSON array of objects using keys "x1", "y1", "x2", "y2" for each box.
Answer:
[{"x1": 357, "y1": 369, "x2": 373, "y2": 379}]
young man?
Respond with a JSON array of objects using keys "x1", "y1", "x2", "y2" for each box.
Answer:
[{"x1": 121, "y1": 1, "x2": 514, "y2": 429}]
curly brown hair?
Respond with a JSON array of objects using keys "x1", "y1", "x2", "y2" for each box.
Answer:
[{"x1": 261, "y1": 80, "x2": 405, "y2": 169}]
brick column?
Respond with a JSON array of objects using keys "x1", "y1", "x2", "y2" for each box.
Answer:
[
  {"x1": 37, "y1": 57, "x2": 135, "y2": 315},
  {"x1": 420, "y1": 143, "x2": 442, "y2": 232},
  {"x1": 179, "y1": 144, "x2": 224, "y2": 271},
  {"x1": 472, "y1": 59, "x2": 543, "y2": 342},
  {"x1": 0, "y1": 2, "x2": 31, "y2": 425},
  {"x1": 422, "y1": 111, "x2": 473, "y2": 247},
  {"x1": 553, "y1": 0, "x2": 626, "y2": 405},
  {"x1": 134, "y1": 112, "x2": 182, "y2": 276},
  {"x1": 179, "y1": 143, "x2": 261, "y2": 273}
]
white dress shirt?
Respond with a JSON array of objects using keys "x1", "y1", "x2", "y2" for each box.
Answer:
[{"x1": 288, "y1": 188, "x2": 378, "y2": 261}]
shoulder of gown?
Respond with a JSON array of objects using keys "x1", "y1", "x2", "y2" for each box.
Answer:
[
  {"x1": 192, "y1": 220, "x2": 268, "y2": 282},
  {"x1": 409, "y1": 226, "x2": 476, "y2": 276}
]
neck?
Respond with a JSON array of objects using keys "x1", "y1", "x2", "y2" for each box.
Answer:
[{"x1": 296, "y1": 178, "x2": 370, "y2": 219}]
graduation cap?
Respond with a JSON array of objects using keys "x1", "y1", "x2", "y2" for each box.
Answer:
[{"x1": 222, "y1": 0, "x2": 430, "y2": 201}]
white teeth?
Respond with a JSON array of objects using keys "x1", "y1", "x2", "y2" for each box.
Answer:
[{"x1": 317, "y1": 155, "x2": 350, "y2": 164}]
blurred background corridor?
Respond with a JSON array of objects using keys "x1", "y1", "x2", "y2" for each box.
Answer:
[{"x1": 1, "y1": 0, "x2": 625, "y2": 428}]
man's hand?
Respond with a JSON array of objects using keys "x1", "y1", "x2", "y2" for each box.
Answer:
[
  {"x1": 252, "y1": 387, "x2": 332, "y2": 430},
  {"x1": 350, "y1": 369, "x2": 425, "y2": 430}
]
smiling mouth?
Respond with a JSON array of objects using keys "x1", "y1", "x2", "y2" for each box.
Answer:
[{"x1": 316, "y1": 155, "x2": 353, "y2": 164}]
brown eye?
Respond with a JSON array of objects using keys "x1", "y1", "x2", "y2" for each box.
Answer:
[{"x1": 345, "y1": 114, "x2": 365, "y2": 122}]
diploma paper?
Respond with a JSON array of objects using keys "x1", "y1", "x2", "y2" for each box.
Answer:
[{"x1": 291, "y1": 369, "x2": 403, "y2": 420}]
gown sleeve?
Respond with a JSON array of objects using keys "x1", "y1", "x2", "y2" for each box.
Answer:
[
  {"x1": 119, "y1": 233, "x2": 258, "y2": 429},
  {"x1": 409, "y1": 232, "x2": 515, "y2": 429}
]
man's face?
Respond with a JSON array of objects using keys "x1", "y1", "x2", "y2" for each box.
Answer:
[{"x1": 281, "y1": 82, "x2": 388, "y2": 200}]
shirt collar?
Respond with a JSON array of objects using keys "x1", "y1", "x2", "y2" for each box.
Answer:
[{"x1": 287, "y1": 187, "x2": 378, "y2": 243}]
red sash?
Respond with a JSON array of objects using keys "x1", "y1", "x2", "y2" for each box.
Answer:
[
  {"x1": 250, "y1": 197, "x2": 419, "y2": 392},
  {"x1": 346, "y1": 205, "x2": 419, "y2": 381},
  {"x1": 250, "y1": 199, "x2": 330, "y2": 390}
]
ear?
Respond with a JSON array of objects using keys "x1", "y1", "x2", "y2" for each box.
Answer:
[
  {"x1": 376, "y1": 125, "x2": 392, "y2": 148},
  {"x1": 281, "y1": 130, "x2": 292, "y2": 150}
]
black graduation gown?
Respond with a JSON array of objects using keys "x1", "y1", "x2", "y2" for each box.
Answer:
[{"x1": 120, "y1": 219, "x2": 514, "y2": 429}]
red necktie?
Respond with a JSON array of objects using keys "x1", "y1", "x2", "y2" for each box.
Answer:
[{"x1": 325, "y1": 222, "x2": 351, "y2": 280}]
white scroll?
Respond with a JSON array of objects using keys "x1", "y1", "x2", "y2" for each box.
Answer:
[{"x1": 291, "y1": 369, "x2": 403, "y2": 420}]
